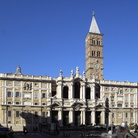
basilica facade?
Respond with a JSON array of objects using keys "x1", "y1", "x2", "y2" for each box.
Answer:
[{"x1": 0, "y1": 14, "x2": 137, "y2": 131}]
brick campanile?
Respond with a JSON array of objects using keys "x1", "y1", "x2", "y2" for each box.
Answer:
[{"x1": 85, "y1": 13, "x2": 104, "y2": 80}]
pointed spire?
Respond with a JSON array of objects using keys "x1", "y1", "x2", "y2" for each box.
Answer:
[{"x1": 89, "y1": 12, "x2": 101, "y2": 34}]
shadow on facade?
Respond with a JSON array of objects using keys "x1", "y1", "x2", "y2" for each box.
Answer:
[{"x1": 20, "y1": 112, "x2": 51, "y2": 132}]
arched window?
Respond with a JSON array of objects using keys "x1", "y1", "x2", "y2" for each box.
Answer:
[
  {"x1": 95, "y1": 84, "x2": 100, "y2": 99},
  {"x1": 97, "y1": 40, "x2": 101, "y2": 45},
  {"x1": 92, "y1": 39, "x2": 95, "y2": 45},
  {"x1": 86, "y1": 87, "x2": 90, "y2": 99},
  {"x1": 92, "y1": 51, "x2": 95, "y2": 56},
  {"x1": 97, "y1": 51, "x2": 100, "y2": 57},
  {"x1": 74, "y1": 82, "x2": 80, "y2": 98},
  {"x1": 63, "y1": 86, "x2": 68, "y2": 99}
]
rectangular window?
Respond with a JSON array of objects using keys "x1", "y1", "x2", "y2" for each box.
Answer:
[
  {"x1": 117, "y1": 104, "x2": 122, "y2": 107},
  {"x1": 125, "y1": 96, "x2": 128, "y2": 102},
  {"x1": 15, "y1": 92, "x2": 20, "y2": 97},
  {"x1": 7, "y1": 91, "x2": 12, "y2": 97},
  {"x1": 126, "y1": 113, "x2": 128, "y2": 118},
  {"x1": 112, "y1": 113, "x2": 114, "y2": 118},
  {"x1": 8, "y1": 111, "x2": 11, "y2": 117},
  {"x1": 42, "y1": 93, "x2": 47, "y2": 98},
  {"x1": 16, "y1": 111, "x2": 19, "y2": 117},
  {"x1": 130, "y1": 96, "x2": 134, "y2": 102},
  {"x1": 131, "y1": 112, "x2": 133, "y2": 118},
  {"x1": 34, "y1": 92, "x2": 38, "y2": 99}
]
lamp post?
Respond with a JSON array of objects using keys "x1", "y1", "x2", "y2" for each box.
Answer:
[{"x1": 110, "y1": 95, "x2": 114, "y2": 134}]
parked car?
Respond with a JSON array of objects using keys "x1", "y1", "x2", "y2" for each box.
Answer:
[{"x1": 0, "y1": 127, "x2": 13, "y2": 138}]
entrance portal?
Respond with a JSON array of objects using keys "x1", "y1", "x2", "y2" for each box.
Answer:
[
  {"x1": 95, "y1": 111, "x2": 101, "y2": 125},
  {"x1": 74, "y1": 111, "x2": 81, "y2": 126}
]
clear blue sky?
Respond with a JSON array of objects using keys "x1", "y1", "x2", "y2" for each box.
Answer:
[{"x1": 0, "y1": 0, "x2": 138, "y2": 82}]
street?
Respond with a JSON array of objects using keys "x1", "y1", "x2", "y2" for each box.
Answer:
[{"x1": 13, "y1": 131, "x2": 101, "y2": 138}]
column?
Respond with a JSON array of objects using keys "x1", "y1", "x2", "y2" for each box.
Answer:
[
  {"x1": 109, "y1": 112, "x2": 112, "y2": 125},
  {"x1": 69, "y1": 109, "x2": 74, "y2": 126},
  {"x1": 82, "y1": 84, "x2": 85, "y2": 100},
  {"x1": 101, "y1": 110, "x2": 105, "y2": 124},
  {"x1": 58, "y1": 109, "x2": 63, "y2": 126},
  {"x1": 47, "y1": 110, "x2": 51, "y2": 124},
  {"x1": 91, "y1": 84, "x2": 95, "y2": 99},
  {"x1": 82, "y1": 110, "x2": 85, "y2": 125},
  {"x1": 80, "y1": 84, "x2": 83, "y2": 99},
  {"x1": 69, "y1": 83, "x2": 73, "y2": 99},
  {"x1": 91, "y1": 110, "x2": 95, "y2": 125},
  {"x1": 57, "y1": 82, "x2": 62, "y2": 98}
]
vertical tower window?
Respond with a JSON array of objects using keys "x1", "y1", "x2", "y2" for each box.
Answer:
[
  {"x1": 97, "y1": 40, "x2": 101, "y2": 45},
  {"x1": 97, "y1": 51, "x2": 100, "y2": 57},
  {"x1": 92, "y1": 39, "x2": 95, "y2": 45},
  {"x1": 92, "y1": 51, "x2": 95, "y2": 56}
]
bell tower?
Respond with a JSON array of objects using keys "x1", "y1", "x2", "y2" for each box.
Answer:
[{"x1": 85, "y1": 13, "x2": 104, "y2": 80}]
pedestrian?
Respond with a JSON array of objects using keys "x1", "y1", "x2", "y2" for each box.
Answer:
[
  {"x1": 10, "y1": 126, "x2": 14, "y2": 138},
  {"x1": 23, "y1": 126, "x2": 28, "y2": 135},
  {"x1": 135, "y1": 123, "x2": 138, "y2": 133}
]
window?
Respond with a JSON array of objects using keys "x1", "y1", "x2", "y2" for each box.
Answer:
[
  {"x1": 8, "y1": 102, "x2": 12, "y2": 104},
  {"x1": 92, "y1": 39, "x2": 95, "y2": 45},
  {"x1": 97, "y1": 40, "x2": 101, "y2": 45},
  {"x1": 86, "y1": 87, "x2": 90, "y2": 99},
  {"x1": 34, "y1": 103, "x2": 38, "y2": 105},
  {"x1": 16, "y1": 111, "x2": 20, "y2": 117},
  {"x1": 7, "y1": 91, "x2": 12, "y2": 97},
  {"x1": 97, "y1": 51, "x2": 100, "y2": 57},
  {"x1": 63, "y1": 86, "x2": 68, "y2": 99},
  {"x1": 125, "y1": 105, "x2": 128, "y2": 107},
  {"x1": 117, "y1": 104, "x2": 122, "y2": 107},
  {"x1": 15, "y1": 92, "x2": 20, "y2": 97},
  {"x1": 126, "y1": 113, "x2": 128, "y2": 118},
  {"x1": 24, "y1": 94, "x2": 31, "y2": 98},
  {"x1": 16, "y1": 102, "x2": 20, "y2": 105},
  {"x1": 8, "y1": 111, "x2": 11, "y2": 117},
  {"x1": 34, "y1": 92, "x2": 38, "y2": 99},
  {"x1": 131, "y1": 112, "x2": 133, "y2": 118},
  {"x1": 42, "y1": 93, "x2": 47, "y2": 98},
  {"x1": 112, "y1": 113, "x2": 114, "y2": 118},
  {"x1": 125, "y1": 96, "x2": 128, "y2": 102},
  {"x1": 92, "y1": 51, "x2": 95, "y2": 56},
  {"x1": 74, "y1": 82, "x2": 80, "y2": 98},
  {"x1": 130, "y1": 96, "x2": 134, "y2": 102}
]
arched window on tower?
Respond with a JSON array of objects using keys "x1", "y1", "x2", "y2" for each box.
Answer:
[
  {"x1": 86, "y1": 87, "x2": 90, "y2": 99},
  {"x1": 97, "y1": 40, "x2": 101, "y2": 46},
  {"x1": 74, "y1": 82, "x2": 80, "y2": 98},
  {"x1": 97, "y1": 51, "x2": 100, "y2": 57},
  {"x1": 63, "y1": 86, "x2": 69, "y2": 99},
  {"x1": 92, "y1": 51, "x2": 95, "y2": 57},
  {"x1": 92, "y1": 39, "x2": 95, "y2": 45}
]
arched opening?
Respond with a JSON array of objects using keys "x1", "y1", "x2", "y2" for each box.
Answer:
[
  {"x1": 74, "y1": 82, "x2": 80, "y2": 98},
  {"x1": 95, "y1": 84, "x2": 100, "y2": 99},
  {"x1": 86, "y1": 87, "x2": 90, "y2": 99},
  {"x1": 63, "y1": 86, "x2": 68, "y2": 99}
]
